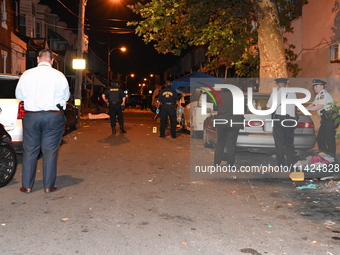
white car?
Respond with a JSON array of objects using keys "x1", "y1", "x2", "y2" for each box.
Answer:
[
  {"x1": 181, "y1": 87, "x2": 220, "y2": 137},
  {"x1": 203, "y1": 93, "x2": 317, "y2": 155},
  {"x1": 0, "y1": 74, "x2": 24, "y2": 152}
]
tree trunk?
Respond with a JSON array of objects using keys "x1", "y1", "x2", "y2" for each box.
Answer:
[{"x1": 254, "y1": 0, "x2": 288, "y2": 92}]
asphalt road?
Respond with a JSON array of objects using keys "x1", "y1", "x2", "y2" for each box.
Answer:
[{"x1": 0, "y1": 108, "x2": 339, "y2": 255}]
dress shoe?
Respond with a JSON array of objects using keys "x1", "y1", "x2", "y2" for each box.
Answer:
[
  {"x1": 19, "y1": 187, "x2": 32, "y2": 193},
  {"x1": 44, "y1": 186, "x2": 57, "y2": 193},
  {"x1": 112, "y1": 127, "x2": 116, "y2": 134}
]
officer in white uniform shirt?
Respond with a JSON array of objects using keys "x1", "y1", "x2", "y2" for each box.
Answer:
[
  {"x1": 267, "y1": 78, "x2": 297, "y2": 168},
  {"x1": 306, "y1": 79, "x2": 336, "y2": 156}
]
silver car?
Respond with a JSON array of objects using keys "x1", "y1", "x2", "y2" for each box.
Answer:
[{"x1": 203, "y1": 93, "x2": 316, "y2": 154}]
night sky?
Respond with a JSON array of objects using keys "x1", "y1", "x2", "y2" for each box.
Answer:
[{"x1": 39, "y1": 0, "x2": 181, "y2": 86}]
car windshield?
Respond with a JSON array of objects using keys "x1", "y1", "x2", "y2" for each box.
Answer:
[{"x1": 0, "y1": 79, "x2": 19, "y2": 98}]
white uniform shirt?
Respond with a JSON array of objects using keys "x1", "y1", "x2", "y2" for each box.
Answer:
[
  {"x1": 312, "y1": 89, "x2": 334, "y2": 115},
  {"x1": 267, "y1": 88, "x2": 296, "y2": 117},
  {"x1": 16, "y1": 62, "x2": 70, "y2": 111}
]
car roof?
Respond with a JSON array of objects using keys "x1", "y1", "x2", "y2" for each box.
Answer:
[
  {"x1": 0, "y1": 74, "x2": 20, "y2": 80},
  {"x1": 193, "y1": 87, "x2": 269, "y2": 96}
]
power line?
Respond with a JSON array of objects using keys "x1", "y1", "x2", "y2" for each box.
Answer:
[{"x1": 56, "y1": 0, "x2": 79, "y2": 18}]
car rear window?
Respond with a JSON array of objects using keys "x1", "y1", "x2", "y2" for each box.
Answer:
[
  {"x1": 245, "y1": 95, "x2": 270, "y2": 114},
  {"x1": 0, "y1": 79, "x2": 19, "y2": 98}
]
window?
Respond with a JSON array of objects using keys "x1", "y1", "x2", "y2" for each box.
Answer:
[
  {"x1": 36, "y1": 22, "x2": 42, "y2": 38},
  {"x1": 19, "y1": 13, "x2": 26, "y2": 35},
  {"x1": 14, "y1": 1, "x2": 19, "y2": 32},
  {"x1": 1, "y1": 0, "x2": 7, "y2": 29},
  {"x1": 330, "y1": 44, "x2": 340, "y2": 63}
]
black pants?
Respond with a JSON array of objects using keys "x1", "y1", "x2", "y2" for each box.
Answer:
[
  {"x1": 109, "y1": 103, "x2": 124, "y2": 127},
  {"x1": 273, "y1": 119, "x2": 296, "y2": 167},
  {"x1": 160, "y1": 104, "x2": 177, "y2": 137},
  {"x1": 317, "y1": 116, "x2": 336, "y2": 156},
  {"x1": 214, "y1": 125, "x2": 240, "y2": 166}
]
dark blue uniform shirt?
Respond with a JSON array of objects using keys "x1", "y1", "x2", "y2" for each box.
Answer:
[{"x1": 158, "y1": 87, "x2": 179, "y2": 104}]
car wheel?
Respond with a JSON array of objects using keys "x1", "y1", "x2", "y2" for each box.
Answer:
[
  {"x1": 0, "y1": 143, "x2": 17, "y2": 188},
  {"x1": 181, "y1": 115, "x2": 189, "y2": 133},
  {"x1": 203, "y1": 128, "x2": 212, "y2": 148}
]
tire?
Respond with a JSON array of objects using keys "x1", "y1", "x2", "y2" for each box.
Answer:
[
  {"x1": 203, "y1": 128, "x2": 212, "y2": 148},
  {"x1": 181, "y1": 115, "x2": 189, "y2": 133},
  {"x1": 0, "y1": 143, "x2": 18, "y2": 188}
]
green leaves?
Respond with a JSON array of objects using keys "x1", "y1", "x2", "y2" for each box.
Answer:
[{"x1": 128, "y1": 0, "x2": 304, "y2": 77}]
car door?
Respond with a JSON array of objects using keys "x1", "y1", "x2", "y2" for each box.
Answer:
[{"x1": 0, "y1": 76, "x2": 20, "y2": 133}]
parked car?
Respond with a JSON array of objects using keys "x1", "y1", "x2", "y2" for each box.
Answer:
[
  {"x1": 181, "y1": 87, "x2": 219, "y2": 137},
  {"x1": 0, "y1": 74, "x2": 23, "y2": 152},
  {"x1": 203, "y1": 93, "x2": 317, "y2": 155},
  {"x1": 0, "y1": 74, "x2": 78, "y2": 152},
  {"x1": 0, "y1": 123, "x2": 17, "y2": 187},
  {"x1": 177, "y1": 93, "x2": 191, "y2": 128},
  {"x1": 64, "y1": 102, "x2": 79, "y2": 131},
  {"x1": 128, "y1": 94, "x2": 142, "y2": 107}
]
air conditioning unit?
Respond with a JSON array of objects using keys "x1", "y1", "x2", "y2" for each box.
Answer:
[{"x1": 330, "y1": 44, "x2": 340, "y2": 63}]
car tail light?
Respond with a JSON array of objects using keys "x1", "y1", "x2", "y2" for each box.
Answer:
[
  {"x1": 245, "y1": 120, "x2": 264, "y2": 127},
  {"x1": 296, "y1": 121, "x2": 314, "y2": 128},
  {"x1": 17, "y1": 101, "x2": 26, "y2": 119}
]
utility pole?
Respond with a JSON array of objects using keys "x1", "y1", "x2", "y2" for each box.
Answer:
[{"x1": 74, "y1": 0, "x2": 86, "y2": 112}]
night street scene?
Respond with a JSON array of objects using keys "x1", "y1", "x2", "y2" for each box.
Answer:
[{"x1": 1, "y1": 0, "x2": 340, "y2": 254}]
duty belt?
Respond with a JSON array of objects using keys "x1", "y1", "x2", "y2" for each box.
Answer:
[
  {"x1": 273, "y1": 114, "x2": 294, "y2": 120},
  {"x1": 27, "y1": 110, "x2": 63, "y2": 113}
]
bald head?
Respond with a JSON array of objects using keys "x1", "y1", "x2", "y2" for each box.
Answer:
[{"x1": 37, "y1": 49, "x2": 54, "y2": 64}]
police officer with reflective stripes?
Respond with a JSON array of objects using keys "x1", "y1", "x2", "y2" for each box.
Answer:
[
  {"x1": 267, "y1": 78, "x2": 297, "y2": 168},
  {"x1": 102, "y1": 80, "x2": 127, "y2": 134},
  {"x1": 157, "y1": 80, "x2": 179, "y2": 138},
  {"x1": 306, "y1": 79, "x2": 336, "y2": 156}
]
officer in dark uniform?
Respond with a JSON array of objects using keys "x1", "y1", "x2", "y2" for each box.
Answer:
[
  {"x1": 306, "y1": 79, "x2": 336, "y2": 156},
  {"x1": 267, "y1": 78, "x2": 297, "y2": 167},
  {"x1": 214, "y1": 88, "x2": 244, "y2": 166},
  {"x1": 102, "y1": 80, "x2": 127, "y2": 134},
  {"x1": 157, "y1": 80, "x2": 179, "y2": 138}
]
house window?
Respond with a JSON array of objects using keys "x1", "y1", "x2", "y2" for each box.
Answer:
[
  {"x1": 19, "y1": 13, "x2": 26, "y2": 35},
  {"x1": 36, "y1": 22, "x2": 42, "y2": 38},
  {"x1": 330, "y1": 45, "x2": 340, "y2": 63},
  {"x1": 1, "y1": 50, "x2": 8, "y2": 73},
  {"x1": 1, "y1": 0, "x2": 7, "y2": 29},
  {"x1": 14, "y1": 1, "x2": 19, "y2": 32}
]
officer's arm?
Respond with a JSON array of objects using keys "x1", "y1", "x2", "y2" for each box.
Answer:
[
  {"x1": 121, "y1": 96, "x2": 126, "y2": 105},
  {"x1": 306, "y1": 104, "x2": 323, "y2": 111},
  {"x1": 102, "y1": 94, "x2": 108, "y2": 102}
]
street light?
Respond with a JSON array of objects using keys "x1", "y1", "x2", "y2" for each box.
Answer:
[
  {"x1": 74, "y1": 0, "x2": 122, "y2": 110},
  {"x1": 143, "y1": 78, "x2": 151, "y2": 93},
  {"x1": 122, "y1": 73, "x2": 134, "y2": 91},
  {"x1": 107, "y1": 47, "x2": 126, "y2": 84}
]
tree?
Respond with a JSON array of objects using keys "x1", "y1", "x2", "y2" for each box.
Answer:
[{"x1": 128, "y1": 0, "x2": 306, "y2": 87}]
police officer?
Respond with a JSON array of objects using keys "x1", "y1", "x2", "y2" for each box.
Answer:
[
  {"x1": 214, "y1": 88, "x2": 244, "y2": 167},
  {"x1": 267, "y1": 78, "x2": 297, "y2": 168},
  {"x1": 102, "y1": 80, "x2": 127, "y2": 134},
  {"x1": 306, "y1": 79, "x2": 336, "y2": 156},
  {"x1": 157, "y1": 80, "x2": 179, "y2": 138}
]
